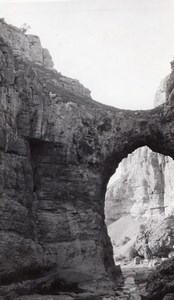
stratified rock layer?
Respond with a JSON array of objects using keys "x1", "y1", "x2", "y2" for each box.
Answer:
[{"x1": 1, "y1": 20, "x2": 174, "y2": 298}]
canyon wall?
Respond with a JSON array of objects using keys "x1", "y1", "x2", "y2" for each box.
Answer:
[
  {"x1": 105, "y1": 73, "x2": 174, "y2": 224},
  {"x1": 1, "y1": 20, "x2": 174, "y2": 298}
]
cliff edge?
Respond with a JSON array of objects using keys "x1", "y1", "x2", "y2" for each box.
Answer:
[{"x1": 1, "y1": 20, "x2": 174, "y2": 299}]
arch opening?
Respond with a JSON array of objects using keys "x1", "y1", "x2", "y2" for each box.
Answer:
[{"x1": 104, "y1": 145, "x2": 174, "y2": 281}]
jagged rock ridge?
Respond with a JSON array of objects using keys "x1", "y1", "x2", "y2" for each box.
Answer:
[{"x1": 1, "y1": 20, "x2": 174, "y2": 298}]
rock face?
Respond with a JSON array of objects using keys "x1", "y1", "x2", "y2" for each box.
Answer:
[
  {"x1": 1, "y1": 20, "x2": 174, "y2": 298},
  {"x1": 0, "y1": 19, "x2": 53, "y2": 68},
  {"x1": 105, "y1": 74, "x2": 174, "y2": 225},
  {"x1": 144, "y1": 257, "x2": 174, "y2": 300},
  {"x1": 0, "y1": 19, "x2": 90, "y2": 98},
  {"x1": 105, "y1": 147, "x2": 174, "y2": 223},
  {"x1": 135, "y1": 216, "x2": 174, "y2": 258},
  {"x1": 154, "y1": 75, "x2": 170, "y2": 107}
]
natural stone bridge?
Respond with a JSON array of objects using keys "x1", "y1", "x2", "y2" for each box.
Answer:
[{"x1": 1, "y1": 21, "x2": 174, "y2": 298}]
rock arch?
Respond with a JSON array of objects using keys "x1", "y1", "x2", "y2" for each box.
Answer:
[{"x1": 1, "y1": 27, "x2": 174, "y2": 296}]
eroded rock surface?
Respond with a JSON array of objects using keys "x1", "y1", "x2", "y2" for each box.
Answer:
[
  {"x1": 105, "y1": 146, "x2": 174, "y2": 224},
  {"x1": 0, "y1": 19, "x2": 53, "y2": 67},
  {"x1": 144, "y1": 257, "x2": 174, "y2": 300},
  {"x1": 105, "y1": 74, "x2": 174, "y2": 225},
  {"x1": 1, "y1": 20, "x2": 174, "y2": 298},
  {"x1": 135, "y1": 216, "x2": 174, "y2": 258}
]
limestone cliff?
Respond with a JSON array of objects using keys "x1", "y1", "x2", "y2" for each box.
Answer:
[
  {"x1": 154, "y1": 75, "x2": 170, "y2": 107},
  {"x1": 0, "y1": 20, "x2": 90, "y2": 98},
  {"x1": 0, "y1": 19, "x2": 53, "y2": 68},
  {"x1": 1, "y1": 20, "x2": 174, "y2": 299},
  {"x1": 105, "y1": 147, "x2": 174, "y2": 223},
  {"x1": 105, "y1": 74, "x2": 174, "y2": 224}
]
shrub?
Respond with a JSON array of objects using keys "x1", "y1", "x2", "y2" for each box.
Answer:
[
  {"x1": 20, "y1": 23, "x2": 31, "y2": 34},
  {"x1": 128, "y1": 245, "x2": 138, "y2": 260}
]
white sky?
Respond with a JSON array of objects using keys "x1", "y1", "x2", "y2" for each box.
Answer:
[{"x1": 1, "y1": 0, "x2": 174, "y2": 109}]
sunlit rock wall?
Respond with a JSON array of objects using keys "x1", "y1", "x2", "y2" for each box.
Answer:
[{"x1": 0, "y1": 19, "x2": 53, "y2": 67}]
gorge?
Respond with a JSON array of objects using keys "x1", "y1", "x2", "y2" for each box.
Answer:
[
  {"x1": 1, "y1": 19, "x2": 174, "y2": 299},
  {"x1": 105, "y1": 73, "x2": 174, "y2": 264}
]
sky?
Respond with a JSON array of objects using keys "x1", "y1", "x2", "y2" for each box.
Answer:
[{"x1": 1, "y1": 0, "x2": 174, "y2": 110}]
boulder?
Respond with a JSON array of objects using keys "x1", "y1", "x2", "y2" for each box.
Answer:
[
  {"x1": 135, "y1": 217, "x2": 174, "y2": 258},
  {"x1": 144, "y1": 258, "x2": 174, "y2": 300},
  {"x1": 162, "y1": 294, "x2": 174, "y2": 300}
]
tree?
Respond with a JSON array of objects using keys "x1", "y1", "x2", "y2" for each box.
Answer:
[{"x1": 20, "y1": 23, "x2": 31, "y2": 34}]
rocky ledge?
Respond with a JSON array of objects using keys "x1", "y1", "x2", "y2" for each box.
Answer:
[{"x1": 1, "y1": 20, "x2": 174, "y2": 299}]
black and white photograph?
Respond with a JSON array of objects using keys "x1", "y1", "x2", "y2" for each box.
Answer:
[{"x1": 0, "y1": 0, "x2": 174, "y2": 299}]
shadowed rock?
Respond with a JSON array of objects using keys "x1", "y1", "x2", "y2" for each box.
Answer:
[{"x1": 1, "y1": 20, "x2": 174, "y2": 298}]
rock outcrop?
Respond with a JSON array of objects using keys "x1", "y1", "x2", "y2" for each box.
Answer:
[
  {"x1": 144, "y1": 257, "x2": 174, "y2": 300},
  {"x1": 154, "y1": 75, "x2": 170, "y2": 107},
  {"x1": 0, "y1": 19, "x2": 53, "y2": 68},
  {"x1": 1, "y1": 20, "x2": 174, "y2": 298},
  {"x1": 105, "y1": 74, "x2": 174, "y2": 225},
  {"x1": 0, "y1": 19, "x2": 90, "y2": 98},
  {"x1": 105, "y1": 146, "x2": 174, "y2": 223},
  {"x1": 135, "y1": 216, "x2": 174, "y2": 258}
]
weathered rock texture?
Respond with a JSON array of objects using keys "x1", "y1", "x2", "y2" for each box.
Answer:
[
  {"x1": 154, "y1": 75, "x2": 170, "y2": 107},
  {"x1": 1, "y1": 20, "x2": 174, "y2": 298},
  {"x1": 135, "y1": 216, "x2": 174, "y2": 258},
  {"x1": 105, "y1": 74, "x2": 174, "y2": 224},
  {"x1": 0, "y1": 20, "x2": 53, "y2": 68},
  {"x1": 144, "y1": 257, "x2": 174, "y2": 300},
  {"x1": 0, "y1": 20, "x2": 90, "y2": 98},
  {"x1": 105, "y1": 146, "x2": 174, "y2": 223}
]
